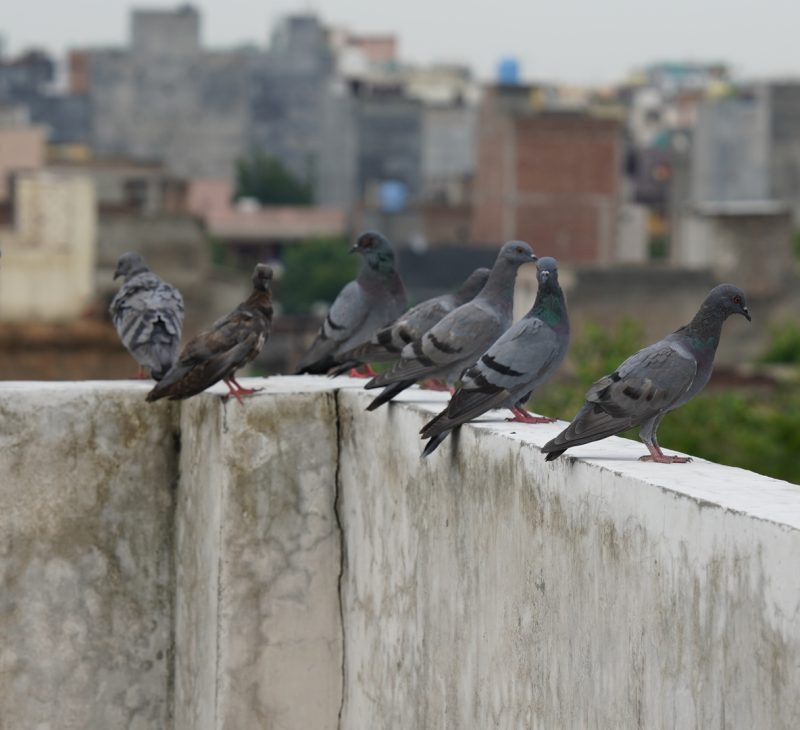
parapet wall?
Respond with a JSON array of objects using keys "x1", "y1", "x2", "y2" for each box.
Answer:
[{"x1": 1, "y1": 378, "x2": 799, "y2": 729}]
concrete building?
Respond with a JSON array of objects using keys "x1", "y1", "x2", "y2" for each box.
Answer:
[
  {"x1": 83, "y1": 6, "x2": 251, "y2": 178},
  {"x1": 471, "y1": 84, "x2": 623, "y2": 261},
  {"x1": 691, "y1": 92, "x2": 770, "y2": 204},
  {"x1": 0, "y1": 49, "x2": 90, "y2": 145},
  {"x1": 0, "y1": 170, "x2": 97, "y2": 321},
  {"x1": 317, "y1": 81, "x2": 423, "y2": 210},
  {"x1": 0, "y1": 123, "x2": 46, "y2": 200},
  {"x1": 248, "y1": 15, "x2": 334, "y2": 188}
]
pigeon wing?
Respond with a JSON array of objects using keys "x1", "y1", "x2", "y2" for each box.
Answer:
[
  {"x1": 296, "y1": 280, "x2": 369, "y2": 373},
  {"x1": 545, "y1": 341, "x2": 697, "y2": 452},
  {"x1": 421, "y1": 319, "x2": 560, "y2": 437}
]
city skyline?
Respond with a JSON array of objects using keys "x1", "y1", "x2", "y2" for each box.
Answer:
[{"x1": 3, "y1": 0, "x2": 800, "y2": 85}]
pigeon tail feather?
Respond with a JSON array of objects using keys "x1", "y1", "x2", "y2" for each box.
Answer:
[{"x1": 366, "y1": 380, "x2": 414, "y2": 411}]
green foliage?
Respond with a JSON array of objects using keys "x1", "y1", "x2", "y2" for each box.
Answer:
[
  {"x1": 649, "y1": 235, "x2": 669, "y2": 260},
  {"x1": 532, "y1": 320, "x2": 800, "y2": 485},
  {"x1": 234, "y1": 150, "x2": 312, "y2": 205},
  {"x1": 276, "y1": 237, "x2": 357, "y2": 315},
  {"x1": 760, "y1": 321, "x2": 800, "y2": 364}
]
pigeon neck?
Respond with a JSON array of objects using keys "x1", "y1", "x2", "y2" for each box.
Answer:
[
  {"x1": 532, "y1": 285, "x2": 568, "y2": 330},
  {"x1": 480, "y1": 258, "x2": 518, "y2": 304},
  {"x1": 245, "y1": 288, "x2": 273, "y2": 317},
  {"x1": 682, "y1": 303, "x2": 726, "y2": 352},
  {"x1": 362, "y1": 250, "x2": 397, "y2": 278},
  {"x1": 125, "y1": 267, "x2": 149, "y2": 282}
]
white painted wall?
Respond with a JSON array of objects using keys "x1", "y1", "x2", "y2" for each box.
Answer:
[{"x1": 1, "y1": 378, "x2": 798, "y2": 729}]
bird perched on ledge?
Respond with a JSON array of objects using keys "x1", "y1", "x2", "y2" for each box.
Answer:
[
  {"x1": 364, "y1": 240, "x2": 538, "y2": 410},
  {"x1": 542, "y1": 283, "x2": 751, "y2": 463},
  {"x1": 109, "y1": 252, "x2": 184, "y2": 380},
  {"x1": 146, "y1": 264, "x2": 273, "y2": 405},
  {"x1": 329, "y1": 266, "x2": 491, "y2": 376},
  {"x1": 420, "y1": 257, "x2": 569, "y2": 456},
  {"x1": 295, "y1": 231, "x2": 407, "y2": 376}
]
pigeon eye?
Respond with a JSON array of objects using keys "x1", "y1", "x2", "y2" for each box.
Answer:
[
  {"x1": 515, "y1": 246, "x2": 524, "y2": 254},
  {"x1": 733, "y1": 295, "x2": 742, "y2": 305}
]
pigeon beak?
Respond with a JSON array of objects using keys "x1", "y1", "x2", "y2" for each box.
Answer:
[
  {"x1": 348, "y1": 244, "x2": 359, "y2": 254},
  {"x1": 530, "y1": 254, "x2": 539, "y2": 262},
  {"x1": 742, "y1": 306, "x2": 752, "y2": 322},
  {"x1": 113, "y1": 268, "x2": 122, "y2": 280}
]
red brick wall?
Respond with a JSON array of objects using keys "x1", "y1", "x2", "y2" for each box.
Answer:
[{"x1": 471, "y1": 106, "x2": 622, "y2": 262}]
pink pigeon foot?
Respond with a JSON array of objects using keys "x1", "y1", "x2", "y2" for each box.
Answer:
[
  {"x1": 348, "y1": 364, "x2": 378, "y2": 378},
  {"x1": 639, "y1": 443, "x2": 692, "y2": 463},
  {"x1": 506, "y1": 406, "x2": 555, "y2": 424}
]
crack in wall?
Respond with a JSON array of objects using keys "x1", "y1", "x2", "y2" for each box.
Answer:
[{"x1": 331, "y1": 388, "x2": 346, "y2": 730}]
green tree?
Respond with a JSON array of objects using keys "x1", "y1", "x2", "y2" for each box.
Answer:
[
  {"x1": 234, "y1": 150, "x2": 312, "y2": 205},
  {"x1": 276, "y1": 237, "x2": 357, "y2": 315}
]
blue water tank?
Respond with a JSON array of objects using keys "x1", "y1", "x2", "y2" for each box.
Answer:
[
  {"x1": 379, "y1": 180, "x2": 408, "y2": 213},
  {"x1": 497, "y1": 57, "x2": 520, "y2": 85}
]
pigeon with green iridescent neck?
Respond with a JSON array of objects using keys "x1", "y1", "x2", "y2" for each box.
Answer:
[
  {"x1": 364, "y1": 240, "x2": 538, "y2": 410},
  {"x1": 542, "y1": 284, "x2": 751, "y2": 463},
  {"x1": 329, "y1": 267, "x2": 491, "y2": 376},
  {"x1": 295, "y1": 232, "x2": 407, "y2": 376},
  {"x1": 420, "y1": 257, "x2": 569, "y2": 456}
]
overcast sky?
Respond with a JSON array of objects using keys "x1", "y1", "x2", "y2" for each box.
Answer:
[{"x1": 2, "y1": 0, "x2": 800, "y2": 85}]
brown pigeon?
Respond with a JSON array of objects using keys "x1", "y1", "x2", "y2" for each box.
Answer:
[{"x1": 146, "y1": 264, "x2": 273, "y2": 404}]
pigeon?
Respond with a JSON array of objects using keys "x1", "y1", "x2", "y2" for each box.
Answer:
[
  {"x1": 295, "y1": 232, "x2": 407, "y2": 375},
  {"x1": 420, "y1": 257, "x2": 570, "y2": 456},
  {"x1": 328, "y1": 266, "x2": 491, "y2": 376},
  {"x1": 146, "y1": 264, "x2": 273, "y2": 404},
  {"x1": 109, "y1": 252, "x2": 184, "y2": 380},
  {"x1": 542, "y1": 283, "x2": 751, "y2": 463},
  {"x1": 364, "y1": 240, "x2": 538, "y2": 410}
]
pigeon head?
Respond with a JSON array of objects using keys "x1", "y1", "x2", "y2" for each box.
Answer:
[
  {"x1": 498, "y1": 240, "x2": 537, "y2": 267},
  {"x1": 114, "y1": 252, "x2": 148, "y2": 281},
  {"x1": 536, "y1": 257, "x2": 559, "y2": 289},
  {"x1": 351, "y1": 231, "x2": 396, "y2": 275},
  {"x1": 252, "y1": 264, "x2": 274, "y2": 292},
  {"x1": 707, "y1": 283, "x2": 751, "y2": 321}
]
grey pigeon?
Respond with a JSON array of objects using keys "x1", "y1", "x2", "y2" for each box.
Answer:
[
  {"x1": 329, "y1": 266, "x2": 491, "y2": 376},
  {"x1": 110, "y1": 252, "x2": 184, "y2": 380},
  {"x1": 147, "y1": 264, "x2": 273, "y2": 404},
  {"x1": 542, "y1": 283, "x2": 751, "y2": 463},
  {"x1": 295, "y1": 232, "x2": 407, "y2": 375},
  {"x1": 420, "y1": 257, "x2": 569, "y2": 456},
  {"x1": 364, "y1": 240, "x2": 538, "y2": 410}
]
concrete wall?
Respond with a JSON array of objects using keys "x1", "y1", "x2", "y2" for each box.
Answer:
[
  {"x1": 1, "y1": 378, "x2": 799, "y2": 729},
  {"x1": 0, "y1": 170, "x2": 97, "y2": 322}
]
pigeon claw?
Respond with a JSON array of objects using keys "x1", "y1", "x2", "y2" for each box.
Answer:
[
  {"x1": 507, "y1": 406, "x2": 554, "y2": 424},
  {"x1": 348, "y1": 364, "x2": 378, "y2": 379},
  {"x1": 639, "y1": 454, "x2": 693, "y2": 464}
]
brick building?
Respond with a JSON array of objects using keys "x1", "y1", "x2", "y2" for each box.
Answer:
[{"x1": 471, "y1": 85, "x2": 623, "y2": 262}]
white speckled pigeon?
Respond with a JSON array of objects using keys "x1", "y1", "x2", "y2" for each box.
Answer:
[
  {"x1": 364, "y1": 240, "x2": 538, "y2": 410},
  {"x1": 146, "y1": 264, "x2": 273, "y2": 405},
  {"x1": 295, "y1": 232, "x2": 407, "y2": 375},
  {"x1": 329, "y1": 267, "x2": 491, "y2": 376},
  {"x1": 542, "y1": 283, "x2": 751, "y2": 463},
  {"x1": 109, "y1": 252, "x2": 184, "y2": 380},
  {"x1": 420, "y1": 257, "x2": 570, "y2": 456}
]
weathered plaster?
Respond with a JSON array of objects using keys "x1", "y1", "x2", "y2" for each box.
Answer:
[
  {"x1": 0, "y1": 383, "x2": 177, "y2": 730},
  {"x1": 2, "y1": 378, "x2": 799, "y2": 730},
  {"x1": 336, "y1": 386, "x2": 800, "y2": 730}
]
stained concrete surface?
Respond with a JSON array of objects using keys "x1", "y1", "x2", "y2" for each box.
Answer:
[
  {"x1": 1, "y1": 378, "x2": 799, "y2": 730},
  {"x1": 0, "y1": 383, "x2": 177, "y2": 730}
]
